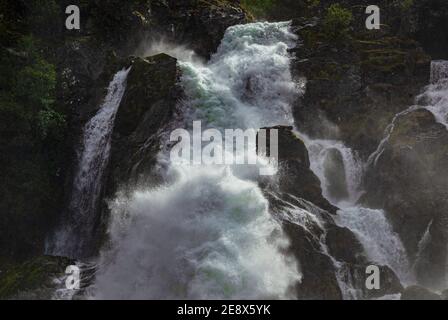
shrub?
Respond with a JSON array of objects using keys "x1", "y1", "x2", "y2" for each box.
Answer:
[
  {"x1": 37, "y1": 107, "x2": 66, "y2": 140},
  {"x1": 323, "y1": 4, "x2": 353, "y2": 41}
]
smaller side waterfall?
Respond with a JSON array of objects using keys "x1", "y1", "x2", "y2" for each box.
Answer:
[
  {"x1": 302, "y1": 134, "x2": 414, "y2": 287},
  {"x1": 46, "y1": 68, "x2": 131, "y2": 258}
]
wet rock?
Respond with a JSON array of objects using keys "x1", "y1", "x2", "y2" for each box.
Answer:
[
  {"x1": 364, "y1": 109, "x2": 448, "y2": 289},
  {"x1": 325, "y1": 224, "x2": 367, "y2": 265},
  {"x1": 259, "y1": 126, "x2": 337, "y2": 214},
  {"x1": 401, "y1": 285, "x2": 441, "y2": 300},
  {"x1": 107, "y1": 53, "x2": 182, "y2": 194},
  {"x1": 282, "y1": 221, "x2": 343, "y2": 300},
  {"x1": 258, "y1": 126, "x2": 402, "y2": 299}
]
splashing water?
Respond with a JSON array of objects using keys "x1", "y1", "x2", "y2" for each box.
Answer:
[
  {"x1": 335, "y1": 207, "x2": 414, "y2": 285},
  {"x1": 47, "y1": 68, "x2": 131, "y2": 259},
  {"x1": 301, "y1": 136, "x2": 414, "y2": 287},
  {"x1": 90, "y1": 21, "x2": 300, "y2": 299},
  {"x1": 301, "y1": 136, "x2": 364, "y2": 206}
]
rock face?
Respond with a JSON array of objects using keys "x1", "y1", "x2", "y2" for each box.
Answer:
[
  {"x1": 292, "y1": 16, "x2": 431, "y2": 159},
  {"x1": 364, "y1": 109, "x2": 448, "y2": 289},
  {"x1": 259, "y1": 126, "x2": 402, "y2": 299},
  {"x1": 107, "y1": 54, "x2": 182, "y2": 190}
]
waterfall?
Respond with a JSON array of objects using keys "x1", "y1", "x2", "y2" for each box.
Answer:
[
  {"x1": 302, "y1": 136, "x2": 414, "y2": 286},
  {"x1": 90, "y1": 22, "x2": 300, "y2": 300},
  {"x1": 46, "y1": 68, "x2": 131, "y2": 259},
  {"x1": 302, "y1": 136, "x2": 364, "y2": 206}
]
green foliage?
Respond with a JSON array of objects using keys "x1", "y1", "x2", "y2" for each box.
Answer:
[
  {"x1": 323, "y1": 4, "x2": 353, "y2": 41},
  {"x1": 241, "y1": 0, "x2": 274, "y2": 18},
  {"x1": 37, "y1": 107, "x2": 66, "y2": 140},
  {"x1": 307, "y1": 0, "x2": 320, "y2": 9},
  {"x1": 399, "y1": 0, "x2": 414, "y2": 11},
  {"x1": 14, "y1": 56, "x2": 56, "y2": 110}
]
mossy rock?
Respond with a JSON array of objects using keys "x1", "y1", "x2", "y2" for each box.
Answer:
[{"x1": 0, "y1": 256, "x2": 74, "y2": 300}]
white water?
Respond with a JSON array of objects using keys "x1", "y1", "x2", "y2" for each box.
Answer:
[
  {"x1": 47, "y1": 68, "x2": 131, "y2": 258},
  {"x1": 303, "y1": 136, "x2": 364, "y2": 206},
  {"x1": 90, "y1": 21, "x2": 300, "y2": 300},
  {"x1": 417, "y1": 60, "x2": 448, "y2": 129},
  {"x1": 335, "y1": 207, "x2": 413, "y2": 284},
  {"x1": 302, "y1": 135, "x2": 414, "y2": 286}
]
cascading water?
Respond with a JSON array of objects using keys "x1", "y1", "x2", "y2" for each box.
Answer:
[
  {"x1": 46, "y1": 68, "x2": 131, "y2": 259},
  {"x1": 302, "y1": 135, "x2": 414, "y2": 286},
  {"x1": 89, "y1": 21, "x2": 301, "y2": 300}
]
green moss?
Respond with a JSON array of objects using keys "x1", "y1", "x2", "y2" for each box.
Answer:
[
  {"x1": 240, "y1": 0, "x2": 274, "y2": 18},
  {"x1": 0, "y1": 256, "x2": 73, "y2": 299}
]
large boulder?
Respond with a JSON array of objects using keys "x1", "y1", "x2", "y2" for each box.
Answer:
[{"x1": 106, "y1": 54, "x2": 182, "y2": 196}]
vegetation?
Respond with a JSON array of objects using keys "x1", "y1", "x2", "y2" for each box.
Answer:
[
  {"x1": 323, "y1": 4, "x2": 353, "y2": 41},
  {"x1": 0, "y1": 0, "x2": 68, "y2": 263},
  {"x1": 240, "y1": 0, "x2": 274, "y2": 18}
]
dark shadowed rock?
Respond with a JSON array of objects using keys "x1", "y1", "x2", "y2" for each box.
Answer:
[
  {"x1": 325, "y1": 224, "x2": 366, "y2": 265},
  {"x1": 259, "y1": 126, "x2": 337, "y2": 214},
  {"x1": 107, "y1": 54, "x2": 182, "y2": 193}
]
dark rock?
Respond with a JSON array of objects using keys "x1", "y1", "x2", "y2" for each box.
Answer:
[
  {"x1": 401, "y1": 285, "x2": 441, "y2": 300},
  {"x1": 106, "y1": 53, "x2": 183, "y2": 196},
  {"x1": 325, "y1": 224, "x2": 367, "y2": 265},
  {"x1": 283, "y1": 221, "x2": 343, "y2": 300},
  {"x1": 259, "y1": 126, "x2": 337, "y2": 214},
  {"x1": 0, "y1": 256, "x2": 74, "y2": 300},
  {"x1": 363, "y1": 109, "x2": 448, "y2": 289},
  {"x1": 292, "y1": 14, "x2": 431, "y2": 160}
]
